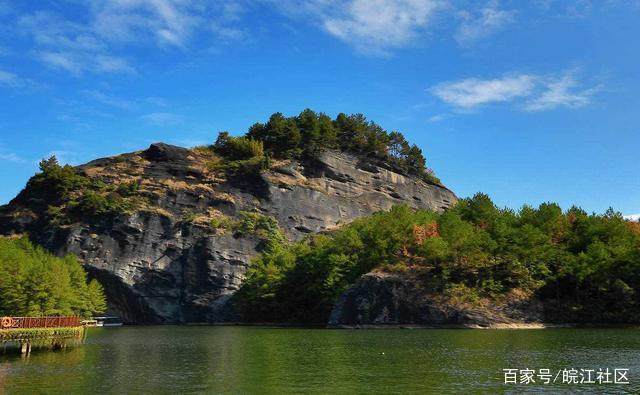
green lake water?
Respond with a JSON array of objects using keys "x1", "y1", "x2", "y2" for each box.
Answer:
[{"x1": 1, "y1": 326, "x2": 638, "y2": 394}]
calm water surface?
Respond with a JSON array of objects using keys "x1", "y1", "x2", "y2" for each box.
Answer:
[{"x1": 1, "y1": 326, "x2": 638, "y2": 394}]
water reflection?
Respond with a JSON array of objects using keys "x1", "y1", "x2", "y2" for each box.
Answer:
[{"x1": 1, "y1": 327, "x2": 638, "y2": 394}]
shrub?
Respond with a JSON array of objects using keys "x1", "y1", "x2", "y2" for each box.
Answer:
[
  {"x1": 116, "y1": 180, "x2": 141, "y2": 197},
  {"x1": 224, "y1": 156, "x2": 266, "y2": 177},
  {"x1": 182, "y1": 211, "x2": 197, "y2": 223},
  {"x1": 210, "y1": 215, "x2": 234, "y2": 230},
  {"x1": 235, "y1": 211, "x2": 286, "y2": 253},
  {"x1": 445, "y1": 283, "x2": 480, "y2": 304},
  {"x1": 20, "y1": 155, "x2": 143, "y2": 225},
  {"x1": 46, "y1": 205, "x2": 66, "y2": 225},
  {"x1": 214, "y1": 132, "x2": 264, "y2": 160},
  {"x1": 192, "y1": 145, "x2": 214, "y2": 155},
  {"x1": 22, "y1": 156, "x2": 90, "y2": 207},
  {"x1": 205, "y1": 156, "x2": 224, "y2": 171},
  {"x1": 75, "y1": 191, "x2": 131, "y2": 219}
]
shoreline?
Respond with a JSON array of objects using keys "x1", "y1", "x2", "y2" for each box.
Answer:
[{"x1": 121, "y1": 322, "x2": 640, "y2": 329}]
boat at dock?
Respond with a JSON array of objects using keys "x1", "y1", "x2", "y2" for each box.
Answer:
[{"x1": 93, "y1": 316, "x2": 123, "y2": 327}]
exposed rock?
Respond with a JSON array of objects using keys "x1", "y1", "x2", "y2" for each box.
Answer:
[
  {"x1": 0, "y1": 144, "x2": 457, "y2": 323},
  {"x1": 329, "y1": 272, "x2": 543, "y2": 327},
  {"x1": 143, "y1": 142, "x2": 190, "y2": 162}
]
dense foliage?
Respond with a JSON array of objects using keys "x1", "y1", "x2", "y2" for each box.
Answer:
[
  {"x1": 200, "y1": 210, "x2": 286, "y2": 253},
  {"x1": 236, "y1": 194, "x2": 640, "y2": 324},
  {"x1": 213, "y1": 132, "x2": 265, "y2": 161},
  {"x1": 19, "y1": 156, "x2": 141, "y2": 224},
  {"x1": 0, "y1": 237, "x2": 106, "y2": 317},
  {"x1": 211, "y1": 109, "x2": 440, "y2": 184}
]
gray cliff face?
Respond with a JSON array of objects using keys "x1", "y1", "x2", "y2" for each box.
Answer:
[
  {"x1": 329, "y1": 272, "x2": 543, "y2": 327},
  {"x1": 262, "y1": 150, "x2": 456, "y2": 237},
  {"x1": 1, "y1": 143, "x2": 457, "y2": 323},
  {"x1": 60, "y1": 214, "x2": 260, "y2": 323}
]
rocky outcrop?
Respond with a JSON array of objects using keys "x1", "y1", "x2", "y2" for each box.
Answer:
[
  {"x1": 0, "y1": 143, "x2": 457, "y2": 323},
  {"x1": 329, "y1": 272, "x2": 543, "y2": 327},
  {"x1": 59, "y1": 213, "x2": 260, "y2": 323}
]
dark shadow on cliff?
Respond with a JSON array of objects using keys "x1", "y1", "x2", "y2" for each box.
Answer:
[{"x1": 86, "y1": 266, "x2": 162, "y2": 324}]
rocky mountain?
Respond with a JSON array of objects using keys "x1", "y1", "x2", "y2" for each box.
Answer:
[
  {"x1": 328, "y1": 272, "x2": 543, "y2": 328},
  {"x1": 0, "y1": 143, "x2": 457, "y2": 323}
]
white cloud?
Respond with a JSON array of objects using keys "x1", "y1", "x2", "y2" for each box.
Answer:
[
  {"x1": 95, "y1": 55, "x2": 136, "y2": 73},
  {"x1": 12, "y1": 2, "x2": 247, "y2": 76},
  {"x1": 455, "y1": 1, "x2": 516, "y2": 44},
  {"x1": 624, "y1": 214, "x2": 640, "y2": 222},
  {"x1": 536, "y1": 0, "x2": 593, "y2": 18},
  {"x1": 18, "y1": 11, "x2": 102, "y2": 51},
  {"x1": 267, "y1": 0, "x2": 522, "y2": 55},
  {"x1": 91, "y1": 0, "x2": 201, "y2": 47},
  {"x1": 0, "y1": 69, "x2": 23, "y2": 87},
  {"x1": 0, "y1": 69, "x2": 36, "y2": 89},
  {"x1": 428, "y1": 113, "x2": 448, "y2": 122},
  {"x1": 55, "y1": 91, "x2": 170, "y2": 124},
  {"x1": 431, "y1": 71, "x2": 598, "y2": 111},
  {"x1": 0, "y1": 151, "x2": 25, "y2": 163},
  {"x1": 0, "y1": 141, "x2": 23, "y2": 163},
  {"x1": 267, "y1": 0, "x2": 444, "y2": 55},
  {"x1": 145, "y1": 96, "x2": 169, "y2": 107},
  {"x1": 524, "y1": 74, "x2": 597, "y2": 111},
  {"x1": 8, "y1": 0, "x2": 526, "y2": 72},
  {"x1": 211, "y1": 24, "x2": 247, "y2": 42},
  {"x1": 91, "y1": 1, "x2": 249, "y2": 47},
  {"x1": 321, "y1": 0, "x2": 442, "y2": 55},
  {"x1": 209, "y1": 2, "x2": 248, "y2": 43},
  {"x1": 141, "y1": 112, "x2": 182, "y2": 124},
  {"x1": 83, "y1": 90, "x2": 136, "y2": 110},
  {"x1": 18, "y1": 10, "x2": 135, "y2": 75},
  {"x1": 36, "y1": 50, "x2": 135, "y2": 75},
  {"x1": 431, "y1": 74, "x2": 536, "y2": 109},
  {"x1": 37, "y1": 51, "x2": 83, "y2": 74}
]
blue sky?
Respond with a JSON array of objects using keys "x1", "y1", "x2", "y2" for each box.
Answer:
[{"x1": 0, "y1": 0, "x2": 638, "y2": 217}]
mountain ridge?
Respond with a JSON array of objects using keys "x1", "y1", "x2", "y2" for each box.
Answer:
[{"x1": 0, "y1": 142, "x2": 457, "y2": 323}]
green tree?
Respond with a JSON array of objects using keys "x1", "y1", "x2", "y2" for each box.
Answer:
[
  {"x1": 0, "y1": 236, "x2": 106, "y2": 317},
  {"x1": 296, "y1": 108, "x2": 322, "y2": 154},
  {"x1": 317, "y1": 113, "x2": 337, "y2": 148},
  {"x1": 237, "y1": 110, "x2": 436, "y2": 180},
  {"x1": 236, "y1": 194, "x2": 640, "y2": 324},
  {"x1": 39, "y1": 155, "x2": 61, "y2": 174},
  {"x1": 247, "y1": 113, "x2": 301, "y2": 158},
  {"x1": 214, "y1": 132, "x2": 264, "y2": 160}
]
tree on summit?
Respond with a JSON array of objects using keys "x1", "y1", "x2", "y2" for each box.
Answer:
[
  {"x1": 39, "y1": 155, "x2": 61, "y2": 174},
  {"x1": 215, "y1": 109, "x2": 440, "y2": 184}
]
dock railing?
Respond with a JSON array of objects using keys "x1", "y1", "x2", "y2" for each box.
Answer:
[
  {"x1": 1, "y1": 316, "x2": 85, "y2": 354},
  {"x1": 1, "y1": 316, "x2": 82, "y2": 329}
]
